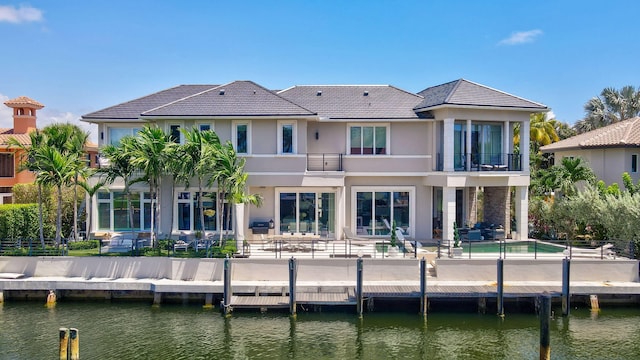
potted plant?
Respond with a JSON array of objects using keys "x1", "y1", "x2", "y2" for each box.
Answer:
[
  {"x1": 452, "y1": 222, "x2": 463, "y2": 258},
  {"x1": 388, "y1": 220, "x2": 399, "y2": 257}
]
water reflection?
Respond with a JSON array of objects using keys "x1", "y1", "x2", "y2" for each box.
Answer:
[{"x1": 1, "y1": 302, "x2": 640, "y2": 359}]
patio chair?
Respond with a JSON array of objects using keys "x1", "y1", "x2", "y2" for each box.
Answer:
[{"x1": 343, "y1": 227, "x2": 371, "y2": 245}]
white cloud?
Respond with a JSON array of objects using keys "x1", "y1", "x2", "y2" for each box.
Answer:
[
  {"x1": 0, "y1": 5, "x2": 43, "y2": 23},
  {"x1": 0, "y1": 93, "x2": 13, "y2": 128},
  {"x1": 39, "y1": 108, "x2": 98, "y2": 143},
  {"x1": 498, "y1": 29, "x2": 543, "y2": 45}
]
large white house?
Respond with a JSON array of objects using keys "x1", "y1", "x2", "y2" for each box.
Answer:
[{"x1": 81, "y1": 79, "x2": 548, "y2": 243}]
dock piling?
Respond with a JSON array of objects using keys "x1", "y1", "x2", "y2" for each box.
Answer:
[
  {"x1": 59, "y1": 328, "x2": 69, "y2": 360},
  {"x1": 223, "y1": 257, "x2": 232, "y2": 315},
  {"x1": 69, "y1": 328, "x2": 79, "y2": 360},
  {"x1": 497, "y1": 258, "x2": 504, "y2": 317},
  {"x1": 356, "y1": 257, "x2": 363, "y2": 317},
  {"x1": 562, "y1": 258, "x2": 570, "y2": 316},
  {"x1": 419, "y1": 258, "x2": 427, "y2": 316},
  {"x1": 539, "y1": 294, "x2": 551, "y2": 360},
  {"x1": 289, "y1": 257, "x2": 297, "y2": 316}
]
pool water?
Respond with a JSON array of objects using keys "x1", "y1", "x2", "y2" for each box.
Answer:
[{"x1": 463, "y1": 241, "x2": 565, "y2": 254}]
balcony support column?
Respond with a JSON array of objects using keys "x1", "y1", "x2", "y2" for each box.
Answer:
[
  {"x1": 442, "y1": 186, "x2": 456, "y2": 243},
  {"x1": 521, "y1": 119, "x2": 530, "y2": 172},
  {"x1": 503, "y1": 121, "x2": 510, "y2": 166},
  {"x1": 443, "y1": 118, "x2": 455, "y2": 172},
  {"x1": 466, "y1": 119, "x2": 472, "y2": 170},
  {"x1": 514, "y1": 186, "x2": 528, "y2": 240}
]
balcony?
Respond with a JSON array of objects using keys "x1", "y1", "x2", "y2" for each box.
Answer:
[
  {"x1": 307, "y1": 153, "x2": 343, "y2": 172},
  {"x1": 436, "y1": 153, "x2": 522, "y2": 172}
]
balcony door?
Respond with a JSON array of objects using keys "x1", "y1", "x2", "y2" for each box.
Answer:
[{"x1": 278, "y1": 191, "x2": 336, "y2": 236}]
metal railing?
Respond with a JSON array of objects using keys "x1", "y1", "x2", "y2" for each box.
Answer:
[
  {"x1": 436, "y1": 153, "x2": 522, "y2": 171},
  {"x1": 433, "y1": 238, "x2": 627, "y2": 260},
  {"x1": 306, "y1": 153, "x2": 343, "y2": 171}
]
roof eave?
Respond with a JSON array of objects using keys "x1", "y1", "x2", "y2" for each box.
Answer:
[
  {"x1": 414, "y1": 103, "x2": 549, "y2": 113},
  {"x1": 140, "y1": 114, "x2": 319, "y2": 120}
]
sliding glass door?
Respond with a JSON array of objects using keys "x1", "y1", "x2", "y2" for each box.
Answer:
[{"x1": 278, "y1": 191, "x2": 336, "y2": 236}]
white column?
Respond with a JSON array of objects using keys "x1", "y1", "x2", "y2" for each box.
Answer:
[
  {"x1": 503, "y1": 121, "x2": 510, "y2": 166},
  {"x1": 234, "y1": 203, "x2": 245, "y2": 250},
  {"x1": 443, "y1": 118, "x2": 455, "y2": 171},
  {"x1": 442, "y1": 186, "x2": 457, "y2": 244},
  {"x1": 466, "y1": 119, "x2": 472, "y2": 170},
  {"x1": 521, "y1": 119, "x2": 530, "y2": 172},
  {"x1": 514, "y1": 186, "x2": 528, "y2": 240}
]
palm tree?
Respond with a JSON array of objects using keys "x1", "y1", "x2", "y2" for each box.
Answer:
[
  {"x1": 540, "y1": 157, "x2": 596, "y2": 197},
  {"x1": 178, "y1": 127, "x2": 221, "y2": 234},
  {"x1": 209, "y1": 141, "x2": 239, "y2": 244},
  {"x1": 99, "y1": 138, "x2": 139, "y2": 246},
  {"x1": 575, "y1": 86, "x2": 640, "y2": 134},
  {"x1": 32, "y1": 145, "x2": 76, "y2": 245},
  {"x1": 127, "y1": 126, "x2": 175, "y2": 247},
  {"x1": 514, "y1": 112, "x2": 560, "y2": 153}
]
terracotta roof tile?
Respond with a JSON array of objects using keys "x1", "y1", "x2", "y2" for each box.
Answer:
[
  {"x1": 541, "y1": 117, "x2": 640, "y2": 151},
  {"x1": 3, "y1": 96, "x2": 44, "y2": 109}
]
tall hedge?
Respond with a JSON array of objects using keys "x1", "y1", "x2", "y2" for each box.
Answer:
[{"x1": 0, "y1": 204, "x2": 40, "y2": 240}]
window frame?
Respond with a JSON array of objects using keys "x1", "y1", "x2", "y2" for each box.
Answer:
[
  {"x1": 196, "y1": 121, "x2": 215, "y2": 132},
  {"x1": 107, "y1": 126, "x2": 141, "y2": 146},
  {"x1": 95, "y1": 190, "x2": 151, "y2": 231},
  {"x1": 232, "y1": 120, "x2": 251, "y2": 155},
  {"x1": 0, "y1": 153, "x2": 14, "y2": 178},
  {"x1": 167, "y1": 121, "x2": 185, "y2": 145},
  {"x1": 350, "y1": 186, "x2": 415, "y2": 237},
  {"x1": 347, "y1": 123, "x2": 390, "y2": 155},
  {"x1": 632, "y1": 154, "x2": 638, "y2": 173},
  {"x1": 277, "y1": 120, "x2": 297, "y2": 154}
]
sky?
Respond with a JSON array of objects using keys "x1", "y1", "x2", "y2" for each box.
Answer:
[{"x1": 1, "y1": 0, "x2": 639, "y2": 143}]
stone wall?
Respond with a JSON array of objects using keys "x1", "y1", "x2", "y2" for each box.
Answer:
[{"x1": 483, "y1": 186, "x2": 510, "y2": 234}]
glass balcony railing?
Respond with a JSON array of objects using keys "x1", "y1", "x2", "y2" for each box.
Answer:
[{"x1": 436, "y1": 153, "x2": 522, "y2": 172}]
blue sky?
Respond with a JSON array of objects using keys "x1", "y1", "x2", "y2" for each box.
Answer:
[{"x1": 1, "y1": 1, "x2": 639, "y2": 142}]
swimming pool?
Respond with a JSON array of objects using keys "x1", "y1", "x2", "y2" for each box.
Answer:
[{"x1": 461, "y1": 240, "x2": 565, "y2": 254}]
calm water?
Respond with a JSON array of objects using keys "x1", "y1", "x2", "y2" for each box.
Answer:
[{"x1": 1, "y1": 302, "x2": 640, "y2": 359}]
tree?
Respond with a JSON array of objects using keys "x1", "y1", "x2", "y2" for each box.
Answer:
[
  {"x1": 98, "y1": 138, "x2": 140, "y2": 244},
  {"x1": 32, "y1": 145, "x2": 77, "y2": 245},
  {"x1": 127, "y1": 126, "x2": 175, "y2": 247},
  {"x1": 575, "y1": 86, "x2": 640, "y2": 134},
  {"x1": 177, "y1": 127, "x2": 221, "y2": 234},
  {"x1": 539, "y1": 157, "x2": 596, "y2": 197}
]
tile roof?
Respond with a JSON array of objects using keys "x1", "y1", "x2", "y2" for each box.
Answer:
[
  {"x1": 0, "y1": 133, "x2": 31, "y2": 147},
  {"x1": 277, "y1": 85, "x2": 423, "y2": 119},
  {"x1": 414, "y1": 79, "x2": 547, "y2": 111},
  {"x1": 82, "y1": 85, "x2": 218, "y2": 120},
  {"x1": 143, "y1": 81, "x2": 315, "y2": 117},
  {"x1": 541, "y1": 117, "x2": 640, "y2": 152},
  {"x1": 3, "y1": 96, "x2": 44, "y2": 109}
]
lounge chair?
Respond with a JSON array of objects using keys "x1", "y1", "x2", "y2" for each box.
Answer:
[{"x1": 343, "y1": 227, "x2": 371, "y2": 244}]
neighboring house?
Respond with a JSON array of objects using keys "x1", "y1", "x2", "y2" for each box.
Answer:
[
  {"x1": 81, "y1": 79, "x2": 548, "y2": 242},
  {"x1": 540, "y1": 117, "x2": 640, "y2": 187},
  {"x1": 0, "y1": 96, "x2": 99, "y2": 205}
]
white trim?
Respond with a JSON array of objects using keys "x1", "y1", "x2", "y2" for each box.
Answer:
[
  {"x1": 342, "y1": 154, "x2": 431, "y2": 159},
  {"x1": 274, "y1": 188, "x2": 338, "y2": 235},
  {"x1": 350, "y1": 186, "x2": 415, "y2": 237},
  {"x1": 277, "y1": 120, "x2": 297, "y2": 155},
  {"x1": 232, "y1": 120, "x2": 251, "y2": 154},
  {"x1": 166, "y1": 121, "x2": 185, "y2": 145},
  {"x1": 196, "y1": 121, "x2": 215, "y2": 132}
]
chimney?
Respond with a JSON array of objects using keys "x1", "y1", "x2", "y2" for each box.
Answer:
[{"x1": 3, "y1": 96, "x2": 44, "y2": 134}]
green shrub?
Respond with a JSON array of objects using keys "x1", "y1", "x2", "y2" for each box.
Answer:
[
  {"x1": 68, "y1": 240, "x2": 99, "y2": 250},
  {"x1": 0, "y1": 204, "x2": 40, "y2": 240}
]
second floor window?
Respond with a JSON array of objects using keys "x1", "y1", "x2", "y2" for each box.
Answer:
[
  {"x1": 0, "y1": 153, "x2": 14, "y2": 178},
  {"x1": 632, "y1": 154, "x2": 638, "y2": 173},
  {"x1": 278, "y1": 120, "x2": 296, "y2": 154},
  {"x1": 233, "y1": 121, "x2": 250, "y2": 154},
  {"x1": 169, "y1": 124, "x2": 181, "y2": 144},
  {"x1": 349, "y1": 125, "x2": 387, "y2": 155}
]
